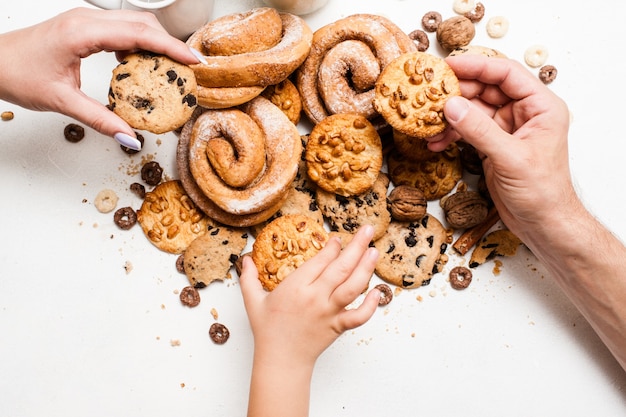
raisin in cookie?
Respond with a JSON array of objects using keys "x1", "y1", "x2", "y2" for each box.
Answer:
[
  {"x1": 316, "y1": 172, "x2": 391, "y2": 241},
  {"x1": 252, "y1": 214, "x2": 328, "y2": 291},
  {"x1": 305, "y1": 113, "x2": 383, "y2": 197},
  {"x1": 183, "y1": 223, "x2": 248, "y2": 288},
  {"x1": 373, "y1": 51, "x2": 460, "y2": 138},
  {"x1": 136, "y1": 180, "x2": 208, "y2": 254},
  {"x1": 374, "y1": 215, "x2": 452, "y2": 288},
  {"x1": 109, "y1": 52, "x2": 197, "y2": 134}
]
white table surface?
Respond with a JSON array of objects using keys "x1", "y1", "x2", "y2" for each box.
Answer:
[{"x1": 2, "y1": 1, "x2": 626, "y2": 416}]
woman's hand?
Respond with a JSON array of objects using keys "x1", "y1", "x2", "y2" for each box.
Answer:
[{"x1": 0, "y1": 7, "x2": 202, "y2": 149}]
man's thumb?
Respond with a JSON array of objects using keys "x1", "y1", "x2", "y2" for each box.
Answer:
[{"x1": 444, "y1": 96, "x2": 508, "y2": 159}]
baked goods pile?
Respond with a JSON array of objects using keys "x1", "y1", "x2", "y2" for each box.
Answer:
[{"x1": 109, "y1": 4, "x2": 530, "y2": 298}]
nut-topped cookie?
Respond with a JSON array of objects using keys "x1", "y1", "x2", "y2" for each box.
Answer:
[
  {"x1": 109, "y1": 53, "x2": 197, "y2": 134},
  {"x1": 136, "y1": 180, "x2": 209, "y2": 254},
  {"x1": 374, "y1": 215, "x2": 452, "y2": 289},
  {"x1": 305, "y1": 113, "x2": 383, "y2": 197},
  {"x1": 252, "y1": 214, "x2": 329, "y2": 291},
  {"x1": 387, "y1": 143, "x2": 463, "y2": 200},
  {"x1": 372, "y1": 51, "x2": 460, "y2": 138}
]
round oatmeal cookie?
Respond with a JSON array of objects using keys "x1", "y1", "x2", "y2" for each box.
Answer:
[
  {"x1": 136, "y1": 180, "x2": 209, "y2": 254},
  {"x1": 315, "y1": 172, "x2": 391, "y2": 241},
  {"x1": 252, "y1": 214, "x2": 329, "y2": 291},
  {"x1": 183, "y1": 222, "x2": 248, "y2": 288},
  {"x1": 109, "y1": 52, "x2": 197, "y2": 134},
  {"x1": 387, "y1": 144, "x2": 462, "y2": 200},
  {"x1": 374, "y1": 215, "x2": 452, "y2": 289},
  {"x1": 305, "y1": 113, "x2": 383, "y2": 197},
  {"x1": 372, "y1": 51, "x2": 461, "y2": 139}
]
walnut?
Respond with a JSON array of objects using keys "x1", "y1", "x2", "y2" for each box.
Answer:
[
  {"x1": 436, "y1": 16, "x2": 475, "y2": 51},
  {"x1": 387, "y1": 185, "x2": 427, "y2": 221},
  {"x1": 441, "y1": 190, "x2": 488, "y2": 229}
]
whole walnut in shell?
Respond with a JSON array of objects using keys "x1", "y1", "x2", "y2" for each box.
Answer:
[
  {"x1": 437, "y1": 16, "x2": 475, "y2": 51},
  {"x1": 441, "y1": 190, "x2": 488, "y2": 229},
  {"x1": 387, "y1": 185, "x2": 427, "y2": 221}
]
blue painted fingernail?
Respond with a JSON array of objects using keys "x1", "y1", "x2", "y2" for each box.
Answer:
[
  {"x1": 114, "y1": 132, "x2": 142, "y2": 151},
  {"x1": 189, "y1": 47, "x2": 207, "y2": 65}
]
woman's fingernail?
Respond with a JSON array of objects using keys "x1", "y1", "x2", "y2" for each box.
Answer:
[
  {"x1": 189, "y1": 47, "x2": 207, "y2": 64},
  {"x1": 445, "y1": 96, "x2": 470, "y2": 123},
  {"x1": 114, "y1": 132, "x2": 142, "y2": 151}
]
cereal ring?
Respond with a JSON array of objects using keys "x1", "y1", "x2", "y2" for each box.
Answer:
[
  {"x1": 524, "y1": 45, "x2": 549, "y2": 68},
  {"x1": 305, "y1": 113, "x2": 383, "y2": 196},
  {"x1": 408, "y1": 29, "x2": 430, "y2": 52},
  {"x1": 120, "y1": 133, "x2": 144, "y2": 155},
  {"x1": 64, "y1": 123, "x2": 85, "y2": 143},
  {"x1": 486, "y1": 16, "x2": 509, "y2": 38},
  {"x1": 421, "y1": 11, "x2": 442, "y2": 32},
  {"x1": 296, "y1": 14, "x2": 416, "y2": 128},
  {"x1": 179, "y1": 286, "x2": 201, "y2": 307},
  {"x1": 175, "y1": 253, "x2": 185, "y2": 274},
  {"x1": 94, "y1": 189, "x2": 119, "y2": 213},
  {"x1": 141, "y1": 161, "x2": 163, "y2": 186},
  {"x1": 539, "y1": 65, "x2": 558, "y2": 84},
  {"x1": 129, "y1": 182, "x2": 146, "y2": 199},
  {"x1": 113, "y1": 206, "x2": 138, "y2": 230},
  {"x1": 209, "y1": 323, "x2": 230, "y2": 344},
  {"x1": 453, "y1": 0, "x2": 475, "y2": 14},
  {"x1": 184, "y1": 96, "x2": 301, "y2": 217},
  {"x1": 372, "y1": 51, "x2": 461, "y2": 139},
  {"x1": 449, "y1": 266, "x2": 472, "y2": 290},
  {"x1": 375, "y1": 283, "x2": 393, "y2": 306},
  {"x1": 464, "y1": 2, "x2": 485, "y2": 23}
]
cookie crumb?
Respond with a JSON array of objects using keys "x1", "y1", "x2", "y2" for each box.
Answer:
[
  {"x1": 210, "y1": 308, "x2": 219, "y2": 320},
  {"x1": 170, "y1": 339, "x2": 181, "y2": 347},
  {"x1": 124, "y1": 260, "x2": 133, "y2": 274}
]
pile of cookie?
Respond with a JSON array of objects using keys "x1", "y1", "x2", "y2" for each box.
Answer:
[{"x1": 108, "y1": 4, "x2": 527, "y2": 304}]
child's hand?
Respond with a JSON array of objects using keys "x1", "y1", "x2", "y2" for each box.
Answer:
[{"x1": 240, "y1": 225, "x2": 380, "y2": 367}]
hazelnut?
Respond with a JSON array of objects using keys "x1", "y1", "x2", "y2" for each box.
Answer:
[
  {"x1": 441, "y1": 190, "x2": 488, "y2": 229},
  {"x1": 436, "y1": 16, "x2": 475, "y2": 51},
  {"x1": 387, "y1": 185, "x2": 428, "y2": 221}
]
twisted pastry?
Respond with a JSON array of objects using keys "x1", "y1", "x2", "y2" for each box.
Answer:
[
  {"x1": 187, "y1": 8, "x2": 312, "y2": 89},
  {"x1": 296, "y1": 14, "x2": 416, "y2": 127},
  {"x1": 176, "y1": 96, "x2": 301, "y2": 227}
]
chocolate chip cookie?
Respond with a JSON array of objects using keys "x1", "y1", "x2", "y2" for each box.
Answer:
[{"x1": 109, "y1": 52, "x2": 197, "y2": 134}]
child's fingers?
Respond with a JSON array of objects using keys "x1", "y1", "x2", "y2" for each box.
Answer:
[
  {"x1": 316, "y1": 225, "x2": 375, "y2": 291},
  {"x1": 238, "y1": 256, "x2": 265, "y2": 315},
  {"x1": 330, "y1": 246, "x2": 379, "y2": 307},
  {"x1": 337, "y1": 288, "x2": 380, "y2": 331}
]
